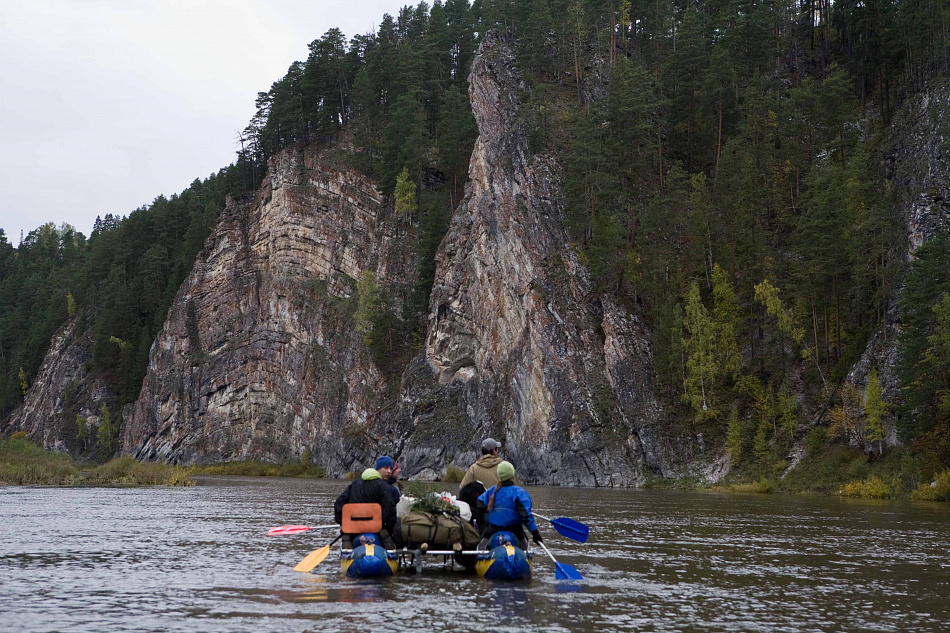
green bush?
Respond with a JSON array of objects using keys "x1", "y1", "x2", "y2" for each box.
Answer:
[
  {"x1": 847, "y1": 456, "x2": 871, "y2": 480},
  {"x1": 84, "y1": 456, "x2": 194, "y2": 486},
  {"x1": 189, "y1": 460, "x2": 326, "y2": 478},
  {"x1": 442, "y1": 464, "x2": 465, "y2": 483},
  {"x1": 911, "y1": 469, "x2": 950, "y2": 501},
  {"x1": 805, "y1": 427, "x2": 827, "y2": 456},
  {"x1": 841, "y1": 476, "x2": 893, "y2": 499},
  {"x1": 731, "y1": 477, "x2": 774, "y2": 494},
  {"x1": 0, "y1": 437, "x2": 80, "y2": 485}
]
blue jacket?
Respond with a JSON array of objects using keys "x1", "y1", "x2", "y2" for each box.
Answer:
[{"x1": 476, "y1": 480, "x2": 538, "y2": 533}]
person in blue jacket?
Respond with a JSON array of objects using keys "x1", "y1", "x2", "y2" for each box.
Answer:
[{"x1": 475, "y1": 461, "x2": 543, "y2": 549}]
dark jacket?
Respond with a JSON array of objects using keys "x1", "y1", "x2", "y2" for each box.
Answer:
[
  {"x1": 459, "y1": 480, "x2": 487, "y2": 533},
  {"x1": 387, "y1": 475, "x2": 402, "y2": 504},
  {"x1": 333, "y1": 472, "x2": 397, "y2": 535}
]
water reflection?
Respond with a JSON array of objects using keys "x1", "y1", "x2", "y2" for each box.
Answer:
[{"x1": 2, "y1": 478, "x2": 950, "y2": 632}]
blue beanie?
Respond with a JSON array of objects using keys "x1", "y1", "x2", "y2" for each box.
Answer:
[{"x1": 375, "y1": 456, "x2": 395, "y2": 470}]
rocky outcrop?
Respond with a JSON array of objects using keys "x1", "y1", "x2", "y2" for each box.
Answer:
[
  {"x1": 395, "y1": 33, "x2": 667, "y2": 485},
  {"x1": 1, "y1": 319, "x2": 117, "y2": 454},
  {"x1": 10, "y1": 33, "x2": 671, "y2": 485},
  {"x1": 119, "y1": 146, "x2": 417, "y2": 473},
  {"x1": 847, "y1": 80, "x2": 950, "y2": 423}
]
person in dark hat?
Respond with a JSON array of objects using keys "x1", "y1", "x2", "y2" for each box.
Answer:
[{"x1": 333, "y1": 455, "x2": 398, "y2": 548}]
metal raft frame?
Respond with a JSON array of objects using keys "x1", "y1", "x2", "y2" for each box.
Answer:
[{"x1": 340, "y1": 547, "x2": 517, "y2": 574}]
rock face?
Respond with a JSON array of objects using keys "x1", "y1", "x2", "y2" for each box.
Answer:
[
  {"x1": 1, "y1": 319, "x2": 117, "y2": 454},
  {"x1": 120, "y1": 146, "x2": 417, "y2": 474},
  {"x1": 4, "y1": 32, "x2": 674, "y2": 485},
  {"x1": 395, "y1": 33, "x2": 668, "y2": 485},
  {"x1": 115, "y1": 33, "x2": 668, "y2": 484},
  {"x1": 847, "y1": 80, "x2": 950, "y2": 421}
]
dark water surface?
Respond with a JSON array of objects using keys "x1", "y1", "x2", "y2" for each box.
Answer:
[{"x1": 2, "y1": 476, "x2": 950, "y2": 632}]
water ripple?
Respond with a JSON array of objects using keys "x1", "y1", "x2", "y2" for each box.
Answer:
[{"x1": 2, "y1": 479, "x2": 950, "y2": 631}]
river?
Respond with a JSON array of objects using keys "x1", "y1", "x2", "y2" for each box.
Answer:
[{"x1": 1, "y1": 476, "x2": 949, "y2": 632}]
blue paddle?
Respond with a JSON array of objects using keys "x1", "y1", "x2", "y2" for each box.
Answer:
[
  {"x1": 535, "y1": 514, "x2": 589, "y2": 544},
  {"x1": 537, "y1": 541, "x2": 583, "y2": 580}
]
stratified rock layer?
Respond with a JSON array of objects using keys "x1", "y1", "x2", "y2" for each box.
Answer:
[
  {"x1": 397, "y1": 33, "x2": 667, "y2": 485},
  {"x1": 120, "y1": 147, "x2": 416, "y2": 473}
]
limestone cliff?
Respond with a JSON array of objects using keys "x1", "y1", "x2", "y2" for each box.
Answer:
[
  {"x1": 394, "y1": 33, "x2": 669, "y2": 485},
  {"x1": 119, "y1": 147, "x2": 417, "y2": 473}
]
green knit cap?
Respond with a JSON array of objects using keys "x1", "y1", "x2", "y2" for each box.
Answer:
[
  {"x1": 362, "y1": 468, "x2": 381, "y2": 480},
  {"x1": 497, "y1": 461, "x2": 515, "y2": 482}
]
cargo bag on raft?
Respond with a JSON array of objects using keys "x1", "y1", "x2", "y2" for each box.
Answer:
[{"x1": 399, "y1": 511, "x2": 480, "y2": 549}]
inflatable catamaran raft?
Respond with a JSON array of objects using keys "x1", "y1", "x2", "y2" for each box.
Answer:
[
  {"x1": 338, "y1": 501, "x2": 533, "y2": 580},
  {"x1": 269, "y1": 495, "x2": 586, "y2": 581}
]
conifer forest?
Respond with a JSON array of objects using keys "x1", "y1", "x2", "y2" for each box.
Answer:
[{"x1": 2, "y1": 0, "x2": 950, "y2": 489}]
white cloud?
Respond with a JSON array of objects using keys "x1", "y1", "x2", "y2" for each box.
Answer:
[{"x1": 0, "y1": 0, "x2": 409, "y2": 243}]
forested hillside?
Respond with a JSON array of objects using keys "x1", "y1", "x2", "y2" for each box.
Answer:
[
  {"x1": 0, "y1": 168, "x2": 251, "y2": 434},
  {"x1": 3, "y1": 0, "x2": 950, "y2": 485}
]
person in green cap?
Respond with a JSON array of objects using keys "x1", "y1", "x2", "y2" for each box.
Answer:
[{"x1": 475, "y1": 461, "x2": 542, "y2": 549}]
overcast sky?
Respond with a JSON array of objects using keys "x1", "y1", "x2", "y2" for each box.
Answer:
[{"x1": 0, "y1": 0, "x2": 411, "y2": 244}]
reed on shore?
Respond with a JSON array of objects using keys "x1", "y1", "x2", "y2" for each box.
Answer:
[{"x1": 0, "y1": 435, "x2": 193, "y2": 486}]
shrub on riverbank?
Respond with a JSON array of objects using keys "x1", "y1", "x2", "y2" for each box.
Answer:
[
  {"x1": 85, "y1": 456, "x2": 194, "y2": 486},
  {"x1": 189, "y1": 460, "x2": 327, "y2": 478},
  {"x1": 778, "y1": 445, "x2": 872, "y2": 494},
  {"x1": 730, "y1": 478, "x2": 774, "y2": 493},
  {"x1": 841, "y1": 475, "x2": 894, "y2": 499},
  {"x1": 0, "y1": 437, "x2": 193, "y2": 486},
  {"x1": 442, "y1": 464, "x2": 465, "y2": 483},
  {"x1": 0, "y1": 436, "x2": 80, "y2": 484},
  {"x1": 911, "y1": 469, "x2": 950, "y2": 501}
]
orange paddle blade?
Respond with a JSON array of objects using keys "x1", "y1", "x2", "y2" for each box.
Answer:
[{"x1": 294, "y1": 544, "x2": 331, "y2": 573}]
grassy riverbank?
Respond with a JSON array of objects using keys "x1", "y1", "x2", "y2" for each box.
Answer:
[
  {"x1": 704, "y1": 442, "x2": 950, "y2": 501},
  {"x1": 188, "y1": 460, "x2": 327, "y2": 478},
  {"x1": 0, "y1": 436, "x2": 193, "y2": 486}
]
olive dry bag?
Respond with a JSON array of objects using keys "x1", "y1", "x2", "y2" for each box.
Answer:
[{"x1": 399, "y1": 511, "x2": 479, "y2": 548}]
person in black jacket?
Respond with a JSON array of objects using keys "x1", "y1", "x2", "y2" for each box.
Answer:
[{"x1": 334, "y1": 457, "x2": 398, "y2": 548}]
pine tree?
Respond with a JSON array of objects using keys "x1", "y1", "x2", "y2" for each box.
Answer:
[
  {"x1": 726, "y1": 406, "x2": 744, "y2": 467},
  {"x1": 897, "y1": 233, "x2": 950, "y2": 440}
]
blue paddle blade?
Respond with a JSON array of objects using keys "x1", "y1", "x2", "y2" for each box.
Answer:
[
  {"x1": 551, "y1": 517, "x2": 589, "y2": 544},
  {"x1": 554, "y1": 561, "x2": 584, "y2": 580}
]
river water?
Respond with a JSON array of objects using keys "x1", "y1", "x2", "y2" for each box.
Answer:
[{"x1": 2, "y1": 476, "x2": 949, "y2": 632}]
